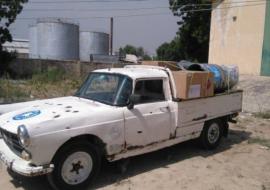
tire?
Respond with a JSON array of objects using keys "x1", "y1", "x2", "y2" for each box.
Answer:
[
  {"x1": 47, "y1": 141, "x2": 101, "y2": 190},
  {"x1": 199, "y1": 120, "x2": 223, "y2": 150}
]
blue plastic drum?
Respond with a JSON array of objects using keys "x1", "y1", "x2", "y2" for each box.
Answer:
[{"x1": 177, "y1": 61, "x2": 239, "y2": 93}]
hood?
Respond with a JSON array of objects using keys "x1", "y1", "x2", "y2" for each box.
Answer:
[{"x1": 0, "y1": 96, "x2": 110, "y2": 135}]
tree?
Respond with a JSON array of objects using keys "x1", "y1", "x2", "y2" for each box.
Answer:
[
  {"x1": 119, "y1": 45, "x2": 137, "y2": 56},
  {"x1": 119, "y1": 45, "x2": 152, "y2": 61},
  {"x1": 157, "y1": 37, "x2": 182, "y2": 61},
  {"x1": 157, "y1": 0, "x2": 211, "y2": 62},
  {"x1": 0, "y1": 0, "x2": 28, "y2": 48},
  {"x1": 0, "y1": 0, "x2": 28, "y2": 75}
]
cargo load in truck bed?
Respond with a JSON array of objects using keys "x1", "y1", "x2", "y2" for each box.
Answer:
[{"x1": 172, "y1": 71, "x2": 214, "y2": 100}]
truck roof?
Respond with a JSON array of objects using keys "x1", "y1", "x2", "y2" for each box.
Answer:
[{"x1": 94, "y1": 65, "x2": 169, "y2": 79}]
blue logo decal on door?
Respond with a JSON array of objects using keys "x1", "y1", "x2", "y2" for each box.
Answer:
[{"x1": 13, "y1": 110, "x2": 41, "y2": 120}]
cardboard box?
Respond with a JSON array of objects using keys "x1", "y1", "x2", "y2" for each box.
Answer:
[
  {"x1": 142, "y1": 61, "x2": 180, "y2": 71},
  {"x1": 172, "y1": 71, "x2": 214, "y2": 100}
]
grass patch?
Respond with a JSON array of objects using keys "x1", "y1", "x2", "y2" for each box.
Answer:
[
  {"x1": 253, "y1": 112, "x2": 270, "y2": 119},
  {"x1": 31, "y1": 68, "x2": 66, "y2": 84},
  {"x1": 0, "y1": 69, "x2": 83, "y2": 103},
  {"x1": 248, "y1": 137, "x2": 270, "y2": 149},
  {"x1": 0, "y1": 79, "x2": 30, "y2": 103}
]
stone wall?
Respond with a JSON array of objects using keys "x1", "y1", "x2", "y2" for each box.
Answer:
[{"x1": 8, "y1": 58, "x2": 126, "y2": 78}]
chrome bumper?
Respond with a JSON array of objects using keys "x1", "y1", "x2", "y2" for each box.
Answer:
[{"x1": 0, "y1": 139, "x2": 54, "y2": 177}]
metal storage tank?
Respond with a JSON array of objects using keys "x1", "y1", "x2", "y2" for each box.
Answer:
[
  {"x1": 37, "y1": 19, "x2": 79, "y2": 60},
  {"x1": 29, "y1": 25, "x2": 38, "y2": 59},
  {"x1": 80, "y1": 31, "x2": 109, "y2": 62}
]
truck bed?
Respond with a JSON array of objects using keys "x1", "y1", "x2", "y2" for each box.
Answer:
[{"x1": 178, "y1": 90, "x2": 243, "y2": 127}]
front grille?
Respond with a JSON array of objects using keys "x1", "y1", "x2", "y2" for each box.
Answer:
[{"x1": 0, "y1": 128, "x2": 24, "y2": 157}]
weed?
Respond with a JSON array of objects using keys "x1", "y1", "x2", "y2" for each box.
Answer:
[
  {"x1": 0, "y1": 79, "x2": 30, "y2": 103},
  {"x1": 253, "y1": 112, "x2": 270, "y2": 119},
  {"x1": 248, "y1": 137, "x2": 270, "y2": 149},
  {"x1": 0, "y1": 69, "x2": 83, "y2": 103},
  {"x1": 31, "y1": 68, "x2": 65, "y2": 84}
]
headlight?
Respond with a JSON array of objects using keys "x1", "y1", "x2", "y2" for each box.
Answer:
[{"x1": 17, "y1": 125, "x2": 30, "y2": 147}]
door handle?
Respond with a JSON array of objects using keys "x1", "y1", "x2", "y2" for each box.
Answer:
[{"x1": 160, "y1": 106, "x2": 170, "y2": 112}]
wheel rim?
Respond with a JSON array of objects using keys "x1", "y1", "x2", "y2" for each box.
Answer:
[
  {"x1": 207, "y1": 123, "x2": 220, "y2": 144},
  {"x1": 61, "y1": 151, "x2": 93, "y2": 185}
]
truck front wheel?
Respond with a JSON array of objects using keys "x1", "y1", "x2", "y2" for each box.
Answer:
[
  {"x1": 47, "y1": 142, "x2": 101, "y2": 190},
  {"x1": 200, "y1": 120, "x2": 224, "y2": 149}
]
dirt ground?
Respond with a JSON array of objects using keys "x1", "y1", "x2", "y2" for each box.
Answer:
[
  {"x1": 238, "y1": 75, "x2": 270, "y2": 113},
  {"x1": 0, "y1": 75, "x2": 270, "y2": 190}
]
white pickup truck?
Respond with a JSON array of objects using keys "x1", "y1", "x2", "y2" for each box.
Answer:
[{"x1": 0, "y1": 65, "x2": 242, "y2": 190}]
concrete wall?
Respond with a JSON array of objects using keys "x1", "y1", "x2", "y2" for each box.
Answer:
[
  {"x1": 8, "y1": 58, "x2": 126, "y2": 78},
  {"x1": 209, "y1": 0, "x2": 267, "y2": 75}
]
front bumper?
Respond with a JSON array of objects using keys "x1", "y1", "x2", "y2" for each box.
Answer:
[{"x1": 0, "y1": 139, "x2": 54, "y2": 177}]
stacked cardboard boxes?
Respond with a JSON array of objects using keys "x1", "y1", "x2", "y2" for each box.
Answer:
[{"x1": 172, "y1": 71, "x2": 214, "y2": 100}]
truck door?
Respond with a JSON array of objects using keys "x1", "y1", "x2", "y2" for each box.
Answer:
[{"x1": 124, "y1": 79, "x2": 172, "y2": 148}]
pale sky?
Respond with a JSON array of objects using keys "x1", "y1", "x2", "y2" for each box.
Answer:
[{"x1": 10, "y1": 0, "x2": 179, "y2": 55}]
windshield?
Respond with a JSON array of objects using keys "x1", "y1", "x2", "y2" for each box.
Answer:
[{"x1": 75, "y1": 73, "x2": 133, "y2": 106}]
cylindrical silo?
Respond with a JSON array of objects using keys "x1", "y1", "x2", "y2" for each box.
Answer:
[
  {"x1": 80, "y1": 31, "x2": 109, "y2": 62},
  {"x1": 29, "y1": 25, "x2": 38, "y2": 59},
  {"x1": 37, "y1": 19, "x2": 79, "y2": 60}
]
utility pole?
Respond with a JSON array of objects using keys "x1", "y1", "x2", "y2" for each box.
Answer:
[{"x1": 110, "y1": 17, "x2": 114, "y2": 55}]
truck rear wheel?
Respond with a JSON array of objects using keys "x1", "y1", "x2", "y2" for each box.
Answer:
[
  {"x1": 200, "y1": 120, "x2": 223, "y2": 150},
  {"x1": 47, "y1": 142, "x2": 101, "y2": 190}
]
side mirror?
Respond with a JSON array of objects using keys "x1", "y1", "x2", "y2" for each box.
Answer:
[{"x1": 127, "y1": 94, "x2": 141, "y2": 110}]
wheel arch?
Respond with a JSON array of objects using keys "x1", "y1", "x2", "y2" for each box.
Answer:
[
  {"x1": 47, "y1": 134, "x2": 103, "y2": 189},
  {"x1": 51, "y1": 134, "x2": 107, "y2": 163}
]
